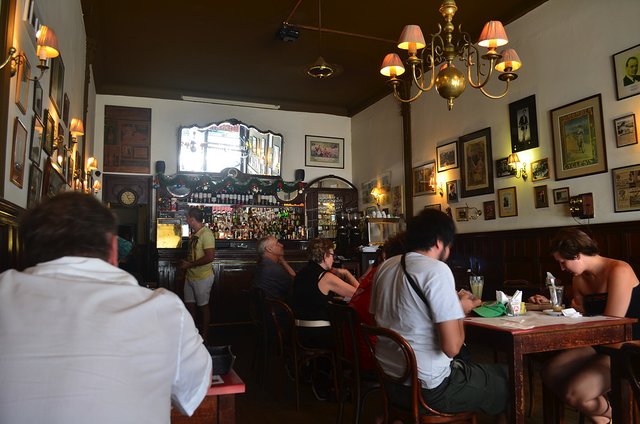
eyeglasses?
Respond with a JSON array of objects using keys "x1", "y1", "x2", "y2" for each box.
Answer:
[{"x1": 328, "y1": 252, "x2": 335, "y2": 257}]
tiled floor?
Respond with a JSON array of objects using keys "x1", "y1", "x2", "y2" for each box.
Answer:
[{"x1": 211, "y1": 325, "x2": 581, "y2": 423}]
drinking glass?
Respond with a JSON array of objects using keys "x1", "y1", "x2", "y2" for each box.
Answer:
[
  {"x1": 470, "y1": 275, "x2": 484, "y2": 300},
  {"x1": 549, "y1": 285, "x2": 564, "y2": 312}
]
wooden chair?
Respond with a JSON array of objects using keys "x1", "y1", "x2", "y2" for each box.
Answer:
[
  {"x1": 327, "y1": 302, "x2": 380, "y2": 424},
  {"x1": 265, "y1": 298, "x2": 338, "y2": 409},
  {"x1": 246, "y1": 286, "x2": 269, "y2": 386},
  {"x1": 360, "y1": 324, "x2": 476, "y2": 424}
]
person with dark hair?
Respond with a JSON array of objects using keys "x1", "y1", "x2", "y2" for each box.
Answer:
[
  {"x1": 370, "y1": 209, "x2": 508, "y2": 422},
  {"x1": 623, "y1": 56, "x2": 640, "y2": 86},
  {"x1": 0, "y1": 192, "x2": 211, "y2": 423},
  {"x1": 253, "y1": 235, "x2": 296, "y2": 300},
  {"x1": 180, "y1": 207, "x2": 216, "y2": 344},
  {"x1": 348, "y1": 232, "x2": 407, "y2": 370},
  {"x1": 528, "y1": 228, "x2": 640, "y2": 423}
]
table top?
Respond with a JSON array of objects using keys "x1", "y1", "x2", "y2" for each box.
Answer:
[
  {"x1": 207, "y1": 369, "x2": 245, "y2": 396},
  {"x1": 465, "y1": 311, "x2": 637, "y2": 334}
]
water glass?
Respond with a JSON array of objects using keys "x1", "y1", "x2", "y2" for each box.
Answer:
[
  {"x1": 549, "y1": 285, "x2": 564, "y2": 311},
  {"x1": 469, "y1": 275, "x2": 484, "y2": 300}
]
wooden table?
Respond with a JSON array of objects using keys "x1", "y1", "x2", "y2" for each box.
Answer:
[
  {"x1": 171, "y1": 369, "x2": 246, "y2": 424},
  {"x1": 464, "y1": 312, "x2": 635, "y2": 424}
]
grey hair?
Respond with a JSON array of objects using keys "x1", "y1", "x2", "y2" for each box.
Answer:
[{"x1": 257, "y1": 235, "x2": 276, "y2": 256}]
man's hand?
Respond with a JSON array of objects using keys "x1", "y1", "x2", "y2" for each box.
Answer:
[
  {"x1": 458, "y1": 289, "x2": 482, "y2": 315},
  {"x1": 179, "y1": 259, "x2": 191, "y2": 270},
  {"x1": 528, "y1": 294, "x2": 549, "y2": 304}
]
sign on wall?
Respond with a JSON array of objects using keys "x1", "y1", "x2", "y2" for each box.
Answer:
[{"x1": 104, "y1": 106, "x2": 151, "y2": 174}]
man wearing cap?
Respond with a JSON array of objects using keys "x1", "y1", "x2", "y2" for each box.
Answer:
[{"x1": 370, "y1": 208, "x2": 509, "y2": 422}]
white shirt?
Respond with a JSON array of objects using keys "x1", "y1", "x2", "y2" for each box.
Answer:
[
  {"x1": 370, "y1": 252, "x2": 464, "y2": 388},
  {"x1": 0, "y1": 257, "x2": 212, "y2": 424}
]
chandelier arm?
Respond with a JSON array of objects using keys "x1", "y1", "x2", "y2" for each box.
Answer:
[
  {"x1": 466, "y1": 53, "x2": 496, "y2": 89},
  {"x1": 392, "y1": 83, "x2": 424, "y2": 103},
  {"x1": 412, "y1": 42, "x2": 437, "y2": 93},
  {"x1": 479, "y1": 79, "x2": 510, "y2": 99}
]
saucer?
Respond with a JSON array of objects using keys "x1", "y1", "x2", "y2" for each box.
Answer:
[{"x1": 543, "y1": 309, "x2": 563, "y2": 316}]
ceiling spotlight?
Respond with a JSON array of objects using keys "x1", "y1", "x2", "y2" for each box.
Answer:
[
  {"x1": 276, "y1": 23, "x2": 300, "y2": 42},
  {"x1": 306, "y1": 56, "x2": 335, "y2": 79}
]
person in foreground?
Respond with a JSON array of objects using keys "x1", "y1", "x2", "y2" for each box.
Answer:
[
  {"x1": 180, "y1": 207, "x2": 216, "y2": 345},
  {"x1": 529, "y1": 228, "x2": 640, "y2": 423},
  {"x1": 370, "y1": 209, "x2": 508, "y2": 422},
  {"x1": 253, "y1": 235, "x2": 296, "y2": 300},
  {"x1": 0, "y1": 193, "x2": 212, "y2": 423}
]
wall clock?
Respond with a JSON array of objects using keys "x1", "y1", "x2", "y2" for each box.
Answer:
[{"x1": 118, "y1": 189, "x2": 138, "y2": 206}]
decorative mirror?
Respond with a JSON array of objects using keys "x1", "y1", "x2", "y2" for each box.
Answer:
[{"x1": 178, "y1": 119, "x2": 283, "y2": 176}]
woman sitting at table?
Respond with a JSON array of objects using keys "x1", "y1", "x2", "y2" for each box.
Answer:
[{"x1": 529, "y1": 228, "x2": 640, "y2": 424}]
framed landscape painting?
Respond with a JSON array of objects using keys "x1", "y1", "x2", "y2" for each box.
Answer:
[
  {"x1": 550, "y1": 94, "x2": 607, "y2": 181},
  {"x1": 305, "y1": 135, "x2": 344, "y2": 169},
  {"x1": 459, "y1": 127, "x2": 494, "y2": 198}
]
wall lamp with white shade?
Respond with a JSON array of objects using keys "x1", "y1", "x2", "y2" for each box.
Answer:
[
  {"x1": 0, "y1": 25, "x2": 60, "y2": 80},
  {"x1": 507, "y1": 153, "x2": 528, "y2": 181}
]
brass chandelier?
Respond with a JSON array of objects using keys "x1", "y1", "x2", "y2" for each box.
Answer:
[{"x1": 380, "y1": 0, "x2": 522, "y2": 110}]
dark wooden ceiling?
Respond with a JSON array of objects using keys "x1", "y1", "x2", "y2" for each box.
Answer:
[{"x1": 80, "y1": 0, "x2": 548, "y2": 116}]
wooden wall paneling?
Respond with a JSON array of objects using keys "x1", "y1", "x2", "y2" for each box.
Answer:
[{"x1": 0, "y1": 198, "x2": 24, "y2": 272}]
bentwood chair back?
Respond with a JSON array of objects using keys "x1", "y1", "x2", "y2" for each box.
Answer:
[
  {"x1": 265, "y1": 297, "x2": 338, "y2": 410},
  {"x1": 360, "y1": 324, "x2": 477, "y2": 424},
  {"x1": 327, "y1": 302, "x2": 380, "y2": 424},
  {"x1": 247, "y1": 286, "x2": 269, "y2": 386}
]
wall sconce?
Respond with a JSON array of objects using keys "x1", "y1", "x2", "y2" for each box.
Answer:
[
  {"x1": 3, "y1": 25, "x2": 60, "y2": 80},
  {"x1": 69, "y1": 118, "x2": 85, "y2": 143},
  {"x1": 465, "y1": 204, "x2": 483, "y2": 220},
  {"x1": 436, "y1": 175, "x2": 445, "y2": 197},
  {"x1": 370, "y1": 186, "x2": 385, "y2": 208},
  {"x1": 507, "y1": 153, "x2": 528, "y2": 180},
  {"x1": 86, "y1": 156, "x2": 102, "y2": 193}
]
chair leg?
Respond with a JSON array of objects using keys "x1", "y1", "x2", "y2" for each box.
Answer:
[{"x1": 527, "y1": 356, "x2": 535, "y2": 417}]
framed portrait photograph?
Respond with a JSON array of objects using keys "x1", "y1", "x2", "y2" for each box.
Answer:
[
  {"x1": 553, "y1": 187, "x2": 570, "y2": 204},
  {"x1": 412, "y1": 161, "x2": 436, "y2": 196},
  {"x1": 33, "y1": 79, "x2": 43, "y2": 118},
  {"x1": 614, "y1": 114, "x2": 637, "y2": 148},
  {"x1": 455, "y1": 207, "x2": 468, "y2": 222},
  {"x1": 533, "y1": 185, "x2": 549, "y2": 208},
  {"x1": 27, "y1": 163, "x2": 43, "y2": 209},
  {"x1": 459, "y1": 127, "x2": 494, "y2": 198},
  {"x1": 436, "y1": 140, "x2": 458, "y2": 172},
  {"x1": 509, "y1": 94, "x2": 539, "y2": 153},
  {"x1": 531, "y1": 158, "x2": 550, "y2": 182},
  {"x1": 49, "y1": 55, "x2": 65, "y2": 115},
  {"x1": 43, "y1": 109, "x2": 55, "y2": 155},
  {"x1": 29, "y1": 115, "x2": 44, "y2": 163},
  {"x1": 611, "y1": 164, "x2": 640, "y2": 212},
  {"x1": 483, "y1": 200, "x2": 496, "y2": 220},
  {"x1": 612, "y1": 43, "x2": 640, "y2": 101},
  {"x1": 498, "y1": 186, "x2": 518, "y2": 217},
  {"x1": 15, "y1": 52, "x2": 30, "y2": 114},
  {"x1": 10, "y1": 117, "x2": 28, "y2": 188},
  {"x1": 446, "y1": 180, "x2": 459, "y2": 203},
  {"x1": 305, "y1": 135, "x2": 344, "y2": 169},
  {"x1": 550, "y1": 94, "x2": 607, "y2": 181},
  {"x1": 496, "y1": 157, "x2": 516, "y2": 178}
]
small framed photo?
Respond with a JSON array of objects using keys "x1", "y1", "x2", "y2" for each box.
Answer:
[
  {"x1": 10, "y1": 117, "x2": 28, "y2": 188},
  {"x1": 483, "y1": 200, "x2": 496, "y2": 220},
  {"x1": 455, "y1": 207, "x2": 468, "y2": 222},
  {"x1": 305, "y1": 135, "x2": 344, "y2": 169},
  {"x1": 614, "y1": 114, "x2": 637, "y2": 148},
  {"x1": 425, "y1": 203, "x2": 442, "y2": 211},
  {"x1": 553, "y1": 187, "x2": 570, "y2": 204},
  {"x1": 33, "y1": 79, "x2": 43, "y2": 118},
  {"x1": 531, "y1": 158, "x2": 550, "y2": 182},
  {"x1": 612, "y1": 164, "x2": 640, "y2": 212},
  {"x1": 436, "y1": 140, "x2": 458, "y2": 172},
  {"x1": 550, "y1": 94, "x2": 607, "y2": 181},
  {"x1": 27, "y1": 163, "x2": 43, "y2": 209},
  {"x1": 612, "y1": 44, "x2": 640, "y2": 101},
  {"x1": 62, "y1": 93, "x2": 70, "y2": 127},
  {"x1": 534, "y1": 185, "x2": 549, "y2": 208},
  {"x1": 509, "y1": 94, "x2": 539, "y2": 153},
  {"x1": 15, "y1": 52, "x2": 30, "y2": 114},
  {"x1": 498, "y1": 186, "x2": 518, "y2": 217},
  {"x1": 412, "y1": 161, "x2": 436, "y2": 196},
  {"x1": 446, "y1": 180, "x2": 459, "y2": 203},
  {"x1": 29, "y1": 115, "x2": 44, "y2": 163},
  {"x1": 43, "y1": 109, "x2": 55, "y2": 155},
  {"x1": 496, "y1": 157, "x2": 516, "y2": 178}
]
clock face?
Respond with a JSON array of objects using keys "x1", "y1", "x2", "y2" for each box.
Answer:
[{"x1": 119, "y1": 190, "x2": 138, "y2": 206}]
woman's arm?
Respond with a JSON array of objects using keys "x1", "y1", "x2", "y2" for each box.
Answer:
[
  {"x1": 318, "y1": 272, "x2": 358, "y2": 298},
  {"x1": 330, "y1": 268, "x2": 360, "y2": 288},
  {"x1": 604, "y1": 261, "x2": 639, "y2": 317}
]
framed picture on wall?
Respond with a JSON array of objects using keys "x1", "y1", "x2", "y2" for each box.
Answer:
[
  {"x1": 550, "y1": 94, "x2": 607, "y2": 181},
  {"x1": 62, "y1": 93, "x2": 70, "y2": 127},
  {"x1": 305, "y1": 135, "x2": 344, "y2": 169},
  {"x1": 533, "y1": 185, "x2": 549, "y2": 208},
  {"x1": 436, "y1": 140, "x2": 458, "y2": 172},
  {"x1": 459, "y1": 127, "x2": 494, "y2": 198},
  {"x1": 33, "y1": 79, "x2": 43, "y2": 118},
  {"x1": 531, "y1": 158, "x2": 550, "y2": 182},
  {"x1": 509, "y1": 94, "x2": 539, "y2": 153},
  {"x1": 455, "y1": 207, "x2": 468, "y2": 222},
  {"x1": 10, "y1": 117, "x2": 28, "y2": 188},
  {"x1": 498, "y1": 186, "x2": 518, "y2": 217},
  {"x1": 15, "y1": 52, "x2": 30, "y2": 114},
  {"x1": 611, "y1": 163, "x2": 640, "y2": 212},
  {"x1": 29, "y1": 115, "x2": 44, "y2": 163},
  {"x1": 27, "y1": 163, "x2": 43, "y2": 209},
  {"x1": 49, "y1": 55, "x2": 65, "y2": 115},
  {"x1": 553, "y1": 187, "x2": 570, "y2": 204},
  {"x1": 412, "y1": 161, "x2": 436, "y2": 196},
  {"x1": 483, "y1": 200, "x2": 496, "y2": 220},
  {"x1": 43, "y1": 109, "x2": 55, "y2": 155},
  {"x1": 612, "y1": 43, "x2": 640, "y2": 101},
  {"x1": 614, "y1": 114, "x2": 637, "y2": 147},
  {"x1": 446, "y1": 180, "x2": 459, "y2": 203},
  {"x1": 496, "y1": 157, "x2": 516, "y2": 178}
]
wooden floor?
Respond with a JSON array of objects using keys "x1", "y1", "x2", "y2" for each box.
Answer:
[{"x1": 211, "y1": 325, "x2": 582, "y2": 424}]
